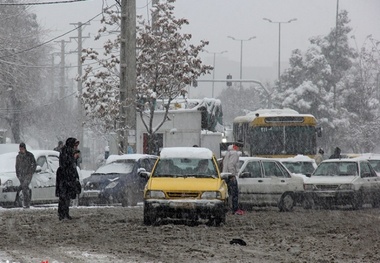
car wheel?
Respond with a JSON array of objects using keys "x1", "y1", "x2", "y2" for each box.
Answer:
[
  {"x1": 279, "y1": 193, "x2": 294, "y2": 212},
  {"x1": 143, "y1": 204, "x2": 156, "y2": 226}
]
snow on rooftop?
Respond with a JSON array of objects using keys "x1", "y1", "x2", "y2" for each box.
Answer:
[
  {"x1": 233, "y1": 108, "x2": 315, "y2": 123},
  {"x1": 159, "y1": 147, "x2": 213, "y2": 159}
]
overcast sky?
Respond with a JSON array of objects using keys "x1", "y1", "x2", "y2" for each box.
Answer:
[{"x1": 33, "y1": 0, "x2": 380, "y2": 97}]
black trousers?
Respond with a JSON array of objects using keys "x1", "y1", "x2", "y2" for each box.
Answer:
[
  {"x1": 58, "y1": 196, "x2": 71, "y2": 219},
  {"x1": 228, "y1": 178, "x2": 239, "y2": 212}
]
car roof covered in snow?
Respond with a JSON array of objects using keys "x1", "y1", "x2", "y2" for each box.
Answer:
[
  {"x1": 159, "y1": 147, "x2": 213, "y2": 159},
  {"x1": 106, "y1": 154, "x2": 157, "y2": 164},
  {"x1": 274, "y1": 155, "x2": 316, "y2": 163}
]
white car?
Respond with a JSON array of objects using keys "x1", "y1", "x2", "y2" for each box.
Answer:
[
  {"x1": 359, "y1": 153, "x2": 380, "y2": 176},
  {"x1": 303, "y1": 158, "x2": 380, "y2": 209},
  {"x1": 275, "y1": 155, "x2": 317, "y2": 178},
  {"x1": 0, "y1": 150, "x2": 60, "y2": 207},
  {"x1": 237, "y1": 157, "x2": 304, "y2": 212}
]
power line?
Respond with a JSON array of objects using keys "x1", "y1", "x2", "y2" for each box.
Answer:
[
  {"x1": 0, "y1": 10, "x2": 104, "y2": 60},
  {"x1": 0, "y1": 0, "x2": 89, "y2": 5}
]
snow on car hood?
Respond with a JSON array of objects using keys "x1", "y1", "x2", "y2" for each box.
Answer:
[
  {"x1": 304, "y1": 176, "x2": 357, "y2": 184},
  {"x1": 149, "y1": 177, "x2": 221, "y2": 192}
]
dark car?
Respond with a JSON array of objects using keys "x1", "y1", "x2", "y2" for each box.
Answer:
[{"x1": 79, "y1": 154, "x2": 157, "y2": 206}]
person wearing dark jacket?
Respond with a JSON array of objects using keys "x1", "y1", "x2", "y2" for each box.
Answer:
[
  {"x1": 329, "y1": 147, "x2": 342, "y2": 159},
  {"x1": 15, "y1": 142, "x2": 37, "y2": 208},
  {"x1": 54, "y1": 141, "x2": 64, "y2": 152},
  {"x1": 56, "y1": 137, "x2": 81, "y2": 220}
]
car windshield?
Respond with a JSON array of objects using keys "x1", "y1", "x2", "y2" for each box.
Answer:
[
  {"x1": 313, "y1": 162, "x2": 358, "y2": 176},
  {"x1": 282, "y1": 161, "x2": 315, "y2": 175},
  {"x1": 95, "y1": 159, "x2": 136, "y2": 174},
  {"x1": 152, "y1": 158, "x2": 217, "y2": 178}
]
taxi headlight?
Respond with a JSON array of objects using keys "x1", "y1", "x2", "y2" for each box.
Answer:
[
  {"x1": 201, "y1": 191, "x2": 221, "y2": 199},
  {"x1": 146, "y1": 190, "x2": 165, "y2": 199},
  {"x1": 338, "y1": 184, "x2": 354, "y2": 190}
]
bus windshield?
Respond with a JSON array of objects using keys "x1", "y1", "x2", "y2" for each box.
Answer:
[{"x1": 250, "y1": 126, "x2": 316, "y2": 155}]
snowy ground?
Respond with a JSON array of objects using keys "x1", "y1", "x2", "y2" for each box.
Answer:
[{"x1": 1, "y1": 204, "x2": 380, "y2": 263}]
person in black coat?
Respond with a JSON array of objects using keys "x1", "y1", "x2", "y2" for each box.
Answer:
[
  {"x1": 329, "y1": 147, "x2": 342, "y2": 159},
  {"x1": 56, "y1": 137, "x2": 81, "y2": 220}
]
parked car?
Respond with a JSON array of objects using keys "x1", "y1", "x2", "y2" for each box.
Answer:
[
  {"x1": 79, "y1": 154, "x2": 157, "y2": 206},
  {"x1": 275, "y1": 155, "x2": 317, "y2": 178},
  {"x1": 303, "y1": 158, "x2": 380, "y2": 209},
  {"x1": 141, "y1": 147, "x2": 228, "y2": 226},
  {"x1": 237, "y1": 157, "x2": 304, "y2": 212},
  {"x1": 0, "y1": 150, "x2": 60, "y2": 208},
  {"x1": 359, "y1": 153, "x2": 380, "y2": 176}
]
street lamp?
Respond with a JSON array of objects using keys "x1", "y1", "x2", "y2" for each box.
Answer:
[
  {"x1": 205, "y1": 50, "x2": 228, "y2": 97},
  {"x1": 263, "y1": 17, "x2": 297, "y2": 88},
  {"x1": 227, "y1": 36, "x2": 256, "y2": 87}
]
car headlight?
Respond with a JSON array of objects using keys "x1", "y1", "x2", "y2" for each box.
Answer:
[
  {"x1": 146, "y1": 190, "x2": 165, "y2": 199},
  {"x1": 304, "y1": 184, "x2": 315, "y2": 191},
  {"x1": 105, "y1": 181, "x2": 118, "y2": 189},
  {"x1": 201, "y1": 191, "x2": 221, "y2": 199},
  {"x1": 338, "y1": 184, "x2": 354, "y2": 190}
]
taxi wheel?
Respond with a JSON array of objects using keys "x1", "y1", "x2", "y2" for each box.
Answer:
[
  {"x1": 143, "y1": 205, "x2": 156, "y2": 226},
  {"x1": 279, "y1": 193, "x2": 294, "y2": 212}
]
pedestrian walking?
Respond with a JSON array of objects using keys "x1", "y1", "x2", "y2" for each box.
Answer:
[
  {"x1": 15, "y1": 142, "x2": 37, "y2": 208},
  {"x1": 56, "y1": 138, "x2": 81, "y2": 220},
  {"x1": 222, "y1": 144, "x2": 241, "y2": 214},
  {"x1": 54, "y1": 140, "x2": 64, "y2": 152}
]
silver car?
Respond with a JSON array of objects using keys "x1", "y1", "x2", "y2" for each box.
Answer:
[
  {"x1": 0, "y1": 150, "x2": 60, "y2": 208},
  {"x1": 237, "y1": 157, "x2": 304, "y2": 212}
]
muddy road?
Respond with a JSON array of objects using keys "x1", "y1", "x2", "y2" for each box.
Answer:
[{"x1": 0, "y1": 205, "x2": 379, "y2": 263}]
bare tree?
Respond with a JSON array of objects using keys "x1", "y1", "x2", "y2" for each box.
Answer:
[{"x1": 81, "y1": 0, "x2": 212, "y2": 153}]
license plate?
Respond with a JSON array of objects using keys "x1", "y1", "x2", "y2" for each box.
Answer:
[
  {"x1": 84, "y1": 192, "x2": 99, "y2": 198},
  {"x1": 170, "y1": 202, "x2": 195, "y2": 209}
]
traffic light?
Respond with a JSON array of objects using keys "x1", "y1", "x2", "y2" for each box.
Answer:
[{"x1": 226, "y1": 74, "x2": 232, "y2": 86}]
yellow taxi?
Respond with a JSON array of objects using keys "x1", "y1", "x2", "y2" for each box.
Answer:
[{"x1": 141, "y1": 147, "x2": 228, "y2": 226}]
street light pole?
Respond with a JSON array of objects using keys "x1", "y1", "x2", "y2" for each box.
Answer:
[
  {"x1": 227, "y1": 36, "x2": 256, "y2": 87},
  {"x1": 205, "y1": 50, "x2": 227, "y2": 97},
  {"x1": 263, "y1": 18, "x2": 297, "y2": 89}
]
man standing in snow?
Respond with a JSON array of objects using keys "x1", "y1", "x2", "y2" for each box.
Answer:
[
  {"x1": 222, "y1": 144, "x2": 240, "y2": 214},
  {"x1": 15, "y1": 142, "x2": 37, "y2": 208}
]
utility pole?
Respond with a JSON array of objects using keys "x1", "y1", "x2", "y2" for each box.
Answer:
[
  {"x1": 119, "y1": 0, "x2": 137, "y2": 154},
  {"x1": 70, "y1": 22, "x2": 90, "y2": 152},
  {"x1": 54, "y1": 40, "x2": 70, "y2": 99}
]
